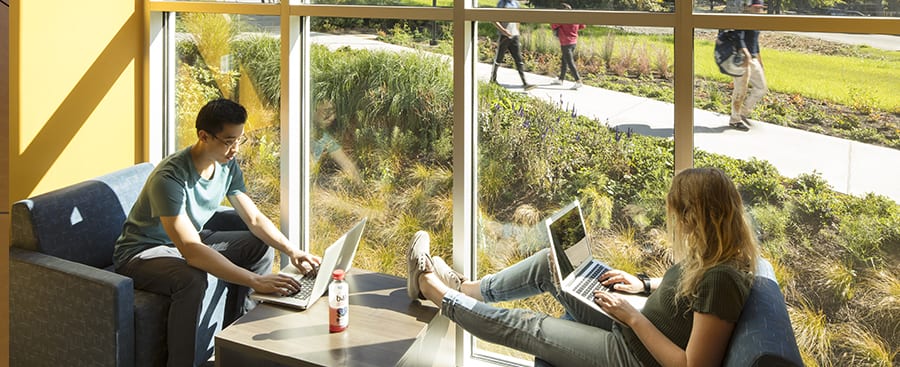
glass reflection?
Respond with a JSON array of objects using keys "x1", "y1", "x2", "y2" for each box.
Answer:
[{"x1": 309, "y1": 18, "x2": 454, "y2": 272}]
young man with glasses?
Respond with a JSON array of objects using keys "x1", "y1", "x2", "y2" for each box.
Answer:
[{"x1": 113, "y1": 99, "x2": 322, "y2": 366}]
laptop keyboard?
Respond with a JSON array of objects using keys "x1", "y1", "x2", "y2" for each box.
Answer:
[
  {"x1": 288, "y1": 271, "x2": 318, "y2": 300},
  {"x1": 572, "y1": 264, "x2": 610, "y2": 299}
]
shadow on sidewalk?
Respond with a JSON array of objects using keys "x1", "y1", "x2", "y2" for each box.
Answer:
[{"x1": 615, "y1": 124, "x2": 733, "y2": 138}]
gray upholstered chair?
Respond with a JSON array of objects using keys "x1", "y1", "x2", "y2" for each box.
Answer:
[{"x1": 10, "y1": 163, "x2": 235, "y2": 367}]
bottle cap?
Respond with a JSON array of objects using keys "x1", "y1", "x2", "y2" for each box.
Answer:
[{"x1": 332, "y1": 269, "x2": 345, "y2": 280}]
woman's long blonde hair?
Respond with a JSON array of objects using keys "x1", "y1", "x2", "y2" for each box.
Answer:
[{"x1": 666, "y1": 168, "x2": 758, "y2": 302}]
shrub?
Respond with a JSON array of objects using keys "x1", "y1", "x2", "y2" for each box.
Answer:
[
  {"x1": 653, "y1": 45, "x2": 671, "y2": 79},
  {"x1": 838, "y1": 214, "x2": 884, "y2": 264},
  {"x1": 233, "y1": 35, "x2": 281, "y2": 108},
  {"x1": 789, "y1": 172, "x2": 844, "y2": 226},
  {"x1": 734, "y1": 158, "x2": 787, "y2": 206},
  {"x1": 750, "y1": 204, "x2": 789, "y2": 244}
]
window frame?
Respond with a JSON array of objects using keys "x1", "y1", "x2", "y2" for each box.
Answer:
[{"x1": 146, "y1": 0, "x2": 899, "y2": 365}]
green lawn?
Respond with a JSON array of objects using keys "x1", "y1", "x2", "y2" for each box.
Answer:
[
  {"x1": 695, "y1": 40, "x2": 900, "y2": 112},
  {"x1": 521, "y1": 23, "x2": 900, "y2": 112}
]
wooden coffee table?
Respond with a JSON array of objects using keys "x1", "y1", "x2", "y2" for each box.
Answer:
[{"x1": 215, "y1": 269, "x2": 445, "y2": 367}]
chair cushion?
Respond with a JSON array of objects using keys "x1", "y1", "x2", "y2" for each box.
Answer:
[{"x1": 11, "y1": 163, "x2": 154, "y2": 269}]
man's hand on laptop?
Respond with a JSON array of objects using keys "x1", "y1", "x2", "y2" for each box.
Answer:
[
  {"x1": 288, "y1": 249, "x2": 323, "y2": 275},
  {"x1": 252, "y1": 274, "x2": 304, "y2": 296},
  {"x1": 598, "y1": 270, "x2": 643, "y2": 294}
]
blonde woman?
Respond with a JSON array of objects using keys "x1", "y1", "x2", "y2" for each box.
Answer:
[{"x1": 407, "y1": 168, "x2": 759, "y2": 366}]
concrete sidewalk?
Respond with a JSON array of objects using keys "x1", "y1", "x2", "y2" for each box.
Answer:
[{"x1": 312, "y1": 32, "x2": 900, "y2": 203}]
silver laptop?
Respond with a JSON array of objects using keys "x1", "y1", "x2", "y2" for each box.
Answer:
[
  {"x1": 545, "y1": 201, "x2": 646, "y2": 321},
  {"x1": 251, "y1": 218, "x2": 366, "y2": 310}
]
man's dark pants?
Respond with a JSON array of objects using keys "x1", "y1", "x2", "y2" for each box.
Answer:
[{"x1": 118, "y1": 231, "x2": 274, "y2": 367}]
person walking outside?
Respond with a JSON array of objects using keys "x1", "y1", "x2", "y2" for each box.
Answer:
[
  {"x1": 490, "y1": 0, "x2": 536, "y2": 91},
  {"x1": 551, "y1": 3, "x2": 585, "y2": 89},
  {"x1": 728, "y1": 0, "x2": 768, "y2": 131}
]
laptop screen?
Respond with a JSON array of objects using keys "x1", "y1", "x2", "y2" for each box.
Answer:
[{"x1": 548, "y1": 203, "x2": 592, "y2": 279}]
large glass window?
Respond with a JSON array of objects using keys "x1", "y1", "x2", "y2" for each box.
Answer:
[
  {"x1": 694, "y1": 28, "x2": 900, "y2": 366},
  {"x1": 308, "y1": 17, "x2": 455, "y2": 274},
  {"x1": 475, "y1": 21, "x2": 676, "y2": 361},
  {"x1": 694, "y1": 0, "x2": 900, "y2": 17},
  {"x1": 175, "y1": 13, "x2": 283, "y2": 221},
  {"x1": 478, "y1": 0, "x2": 674, "y2": 11},
  {"x1": 153, "y1": 2, "x2": 900, "y2": 366}
]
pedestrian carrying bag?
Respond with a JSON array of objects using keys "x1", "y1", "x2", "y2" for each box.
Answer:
[{"x1": 714, "y1": 30, "x2": 746, "y2": 77}]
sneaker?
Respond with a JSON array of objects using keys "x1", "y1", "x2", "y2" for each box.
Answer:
[
  {"x1": 572, "y1": 81, "x2": 583, "y2": 90},
  {"x1": 740, "y1": 115, "x2": 753, "y2": 126},
  {"x1": 407, "y1": 231, "x2": 433, "y2": 300},
  {"x1": 550, "y1": 79, "x2": 563, "y2": 85},
  {"x1": 523, "y1": 84, "x2": 537, "y2": 91},
  {"x1": 729, "y1": 121, "x2": 750, "y2": 131},
  {"x1": 431, "y1": 256, "x2": 466, "y2": 292}
]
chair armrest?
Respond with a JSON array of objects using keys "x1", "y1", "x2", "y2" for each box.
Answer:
[
  {"x1": 10, "y1": 248, "x2": 135, "y2": 367},
  {"x1": 724, "y1": 276, "x2": 803, "y2": 367}
]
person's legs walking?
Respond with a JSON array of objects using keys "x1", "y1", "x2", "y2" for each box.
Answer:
[
  {"x1": 730, "y1": 69, "x2": 751, "y2": 130},
  {"x1": 491, "y1": 36, "x2": 512, "y2": 83},
  {"x1": 507, "y1": 36, "x2": 534, "y2": 90},
  {"x1": 561, "y1": 44, "x2": 581, "y2": 89},
  {"x1": 119, "y1": 257, "x2": 208, "y2": 367},
  {"x1": 731, "y1": 72, "x2": 750, "y2": 122},
  {"x1": 740, "y1": 58, "x2": 768, "y2": 120},
  {"x1": 557, "y1": 45, "x2": 569, "y2": 83},
  {"x1": 200, "y1": 230, "x2": 274, "y2": 325},
  {"x1": 561, "y1": 44, "x2": 580, "y2": 82}
]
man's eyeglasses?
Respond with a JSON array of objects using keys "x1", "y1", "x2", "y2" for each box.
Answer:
[{"x1": 212, "y1": 134, "x2": 248, "y2": 149}]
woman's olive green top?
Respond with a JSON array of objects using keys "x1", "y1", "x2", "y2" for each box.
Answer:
[{"x1": 621, "y1": 263, "x2": 753, "y2": 367}]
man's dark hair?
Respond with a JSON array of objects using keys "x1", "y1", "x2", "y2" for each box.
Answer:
[{"x1": 195, "y1": 99, "x2": 247, "y2": 135}]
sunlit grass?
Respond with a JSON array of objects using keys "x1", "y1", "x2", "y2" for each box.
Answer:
[
  {"x1": 182, "y1": 13, "x2": 238, "y2": 99},
  {"x1": 789, "y1": 303, "x2": 833, "y2": 367},
  {"x1": 820, "y1": 257, "x2": 857, "y2": 302},
  {"x1": 865, "y1": 269, "x2": 900, "y2": 314},
  {"x1": 832, "y1": 323, "x2": 896, "y2": 367},
  {"x1": 594, "y1": 225, "x2": 642, "y2": 275}
]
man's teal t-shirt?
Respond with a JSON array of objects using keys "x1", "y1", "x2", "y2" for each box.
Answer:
[{"x1": 113, "y1": 147, "x2": 246, "y2": 268}]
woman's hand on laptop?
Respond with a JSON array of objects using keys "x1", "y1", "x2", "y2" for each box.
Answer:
[
  {"x1": 288, "y1": 249, "x2": 323, "y2": 275},
  {"x1": 594, "y1": 290, "x2": 641, "y2": 326},
  {"x1": 598, "y1": 270, "x2": 643, "y2": 294}
]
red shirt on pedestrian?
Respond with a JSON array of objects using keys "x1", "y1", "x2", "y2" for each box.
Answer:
[{"x1": 551, "y1": 23, "x2": 586, "y2": 46}]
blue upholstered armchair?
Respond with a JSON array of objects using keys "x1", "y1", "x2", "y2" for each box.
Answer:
[{"x1": 10, "y1": 163, "x2": 238, "y2": 367}]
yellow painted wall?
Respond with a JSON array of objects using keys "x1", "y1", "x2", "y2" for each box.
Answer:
[
  {"x1": 7, "y1": 2, "x2": 145, "y2": 363},
  {"x1": 9, "y1": 0, "x2": 144, "y2": 203},
  {"x1": 2, "y1": 3, "x2": 9, "y2": 366}
]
